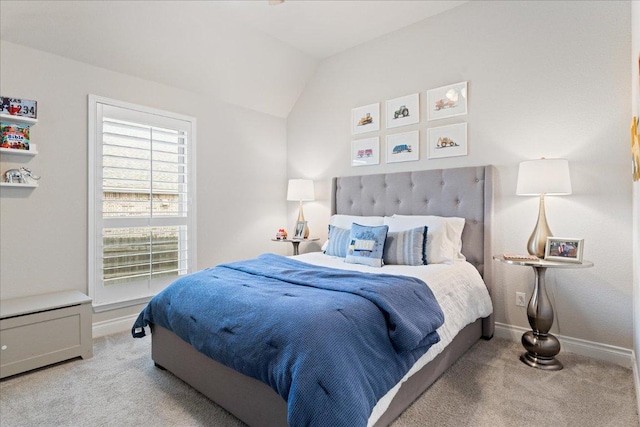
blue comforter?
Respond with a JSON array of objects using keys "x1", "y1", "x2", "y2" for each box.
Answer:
[{"x1": 132, "y1": 254, "x2": 444, "y2": 427}]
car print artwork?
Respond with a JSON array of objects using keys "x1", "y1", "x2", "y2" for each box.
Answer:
[
  {"x1": 436, "y1": 137, "x2": 459, "y2": 148},
  {"x1": 392, "y1": 144, "x2": 412, "y2": 154},
  {"x1": 393, "y1": 105, "x2": 409, "y2": 119},
  {"x1": 434, "y1": 88, "x2": 460, "y2": 111},
  {"x1": 434, "y1": 98, "x2": 456, "y2": 111},
  {"x1": 357, "y1": 149, "x2": 373, "y2": 158},
  {"x1": 357, "y1": 113, "x2": 373, "y2": 126}
]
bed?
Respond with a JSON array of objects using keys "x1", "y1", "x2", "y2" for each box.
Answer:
[{"x1": 134, "y1": 165, "x2": 495, "y2": 427}]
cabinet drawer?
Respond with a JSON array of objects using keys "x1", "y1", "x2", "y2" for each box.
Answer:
[{"x1": 0, "y1": 305, "x2": 86, "y2": 377}]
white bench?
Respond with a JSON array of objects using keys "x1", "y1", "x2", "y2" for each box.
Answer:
[{"x1": 0, "y1": 290, "x2": 93, "y2": 378}]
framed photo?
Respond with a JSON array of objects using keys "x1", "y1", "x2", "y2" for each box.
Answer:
[
  {"x1": 426, "y1": 81, "x2": 467, "y2": 121},
  {"x1": 351, "y1": 137, "x2": 380, "y2": 167},
  {"x1": 293, "y1": 221, "x2": 307, "y2": 239},
  {"x1": 427, "y1": 123, "x2": 467, "y2": 159},
  {"x1": 386, "y1": 131, "x2": 419, "y2": 163},
  {"x1": 351, "y1": 103, "x2": 380, "y2": 135},
  {"x1": 544, "y1": 237, "x2": 584, "y2": 263},
  {"x1": 385, "y1": 93, "x2": 419, "y2": 129}
]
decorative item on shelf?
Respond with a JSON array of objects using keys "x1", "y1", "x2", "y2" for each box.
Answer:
[
  {"x1": 1, "y1": 122, "x2": 31, "y2": 150},
  {"x1": 516, "y1": 158, "x2": 572, "y2": 257},
  {"x1": 3, "y1": 167, "x2": 40, "y2": 184},
  {"x1": 287, "y1": 178, "x2": 314, "y2": 239},
  {"x1": 0, "y1": 97, "x2": 37, "y2": 119},
  {"x1": 544, "y1": 237, "x2": 584, "y2": 263},
  {"x1": 275, "y1": 228, "x2": 288, "y2": 240}
]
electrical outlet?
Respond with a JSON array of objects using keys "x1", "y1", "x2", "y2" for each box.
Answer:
[{"x1": 516, "y1": 292, "x2": 526, "y2": 307}]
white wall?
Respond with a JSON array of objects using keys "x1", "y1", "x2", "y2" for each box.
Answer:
[
  {"x1": 0, "y1": 41, "x2": 290, "y2": 323},
  {"x1": 288, "y1": 1, "x2": 632, "y2": 349},
  {"x1": 631, "y1": 0, "x2": 640, "y2": 407}
]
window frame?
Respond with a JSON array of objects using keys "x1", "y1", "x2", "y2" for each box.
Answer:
[{"x1": 88, "y1": 95, "x2": 197, "y2": 311}]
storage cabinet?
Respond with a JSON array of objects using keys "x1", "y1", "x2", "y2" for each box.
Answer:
[{"x1": 0, "y1": 291, "x2": 93, "y2": 378}]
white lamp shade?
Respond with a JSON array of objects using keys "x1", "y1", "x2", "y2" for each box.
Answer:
[
  {"x1": 516, "y1": 158, "x2": 572, "y2": 196},
  {"x1": 287, "y1": 179, "x2": 315, "y2": 201}
]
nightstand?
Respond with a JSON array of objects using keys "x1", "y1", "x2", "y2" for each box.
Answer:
[
  {"x1": 271, "y1": 238, "x2": 319, "y2": 256},
  {"x1": 494, "y1": 255, "x2": 594, "y2": 370}
]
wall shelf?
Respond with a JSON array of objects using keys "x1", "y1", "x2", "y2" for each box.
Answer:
[
  {"x1": 0, "y1": 147, "x2": 38, "y2": 156},
  {"x1": 0, "y1": 182, "x2": 38, "y2": 188},
  {"x1": 1, "y1": 106, "x2": 39, "y2": 191},
  {"x1": 0, "y1": 114, "x2": 37, "y2": 126}
]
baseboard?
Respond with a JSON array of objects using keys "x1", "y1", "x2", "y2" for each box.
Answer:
[
  {"x1": 494, "y1": 322, "x2": 634, "y2": 369},
  {"x1": 634, "y1": 352, "x2": 640, "y2": 418},
  {"x1": 92, "y1": 314, "x2": 138, "y2": 338}
]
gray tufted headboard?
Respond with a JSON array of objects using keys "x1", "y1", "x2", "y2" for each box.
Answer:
[{"x1": 331, "y1": 166, "x2": 494, "y2": 279}]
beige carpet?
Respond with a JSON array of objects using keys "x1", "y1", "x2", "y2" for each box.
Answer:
[{"x1": 0, "y1": 331, "x2": 637, "y2": 426}]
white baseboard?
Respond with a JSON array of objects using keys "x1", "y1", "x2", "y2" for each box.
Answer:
[
  {"x1": 634, "y1": 353, "x2": 640, "y2": 419},
  {"x1": 92, "y1": 314, "x2": 139, "y2": 338},
  {"x1": 494, "y1": 322, "x2": 634, "y2": 369}
]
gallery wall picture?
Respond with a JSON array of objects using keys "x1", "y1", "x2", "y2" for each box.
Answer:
[
  {"x1": 385, "y1": 93, "x2": 419, "y2": 129},
  {"x1": 351, "y1": 136, "x2": 380, "y2": 166},
  {"x1": 351, "y1": 103, "x2": 380, "y2": 135},
  {"x1": 426, "y1": 81, "x2": 467, "y2": 121},
  {"x1": 427, "y1": 123, "x2": 467, "y2": 159},
  {"x1": 386, "y1": 131, "x2": 419, "y2": 163}
]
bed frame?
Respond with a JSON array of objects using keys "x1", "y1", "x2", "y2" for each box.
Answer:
[{"x1": 151, "y1": 165, "x2": 495, "y2": 426}]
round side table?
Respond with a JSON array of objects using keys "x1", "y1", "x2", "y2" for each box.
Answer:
[
  {"x1": 271, "y1": 238, "x2": 319, "y2": 255},
  {"x1": 494, "y1": 255, "x2": 594, "y2": 370}
]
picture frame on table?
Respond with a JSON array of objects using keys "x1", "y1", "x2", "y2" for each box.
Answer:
[
  {"x1": 426, "y1": 123, "x2": 467, "y2": 159},
  {"x1": 386, "y1": 130, "x2": 419, "y2": 163},
  {"x1": 544, "y1": 237, "x2": 584, "y2": 263},
  {"x1": 351, "y1": 136, "x2": 380, "y2": 167},
  {"x1": 426, "y1": 81, "x2": 467, "y2": 121},
  {"x1": 351, "y1": 103, "x2": 380, "y2": 135},
  {"x1": 385, "y1": 93, "x2": 419, "y2": 129},
  {"x1": 293, "y1": 221, "x2": 307, "y2": 239}
]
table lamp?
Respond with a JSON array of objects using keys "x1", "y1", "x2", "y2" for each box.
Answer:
[
  {"x1": 516, "y1": 158, "x2": 572, "y2": 257},
  {"x1": 287, "y1": 179, "x2": 314, "y2": 238}
]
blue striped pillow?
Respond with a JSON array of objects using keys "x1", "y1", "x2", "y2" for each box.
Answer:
[
  {"x1": 383, "y1": 226, "x2": 428, "y2": 266},
  {"x1": 324, "y1": 225, "x2": 351, "y2": 257}
]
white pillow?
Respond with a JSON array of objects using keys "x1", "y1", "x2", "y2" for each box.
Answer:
[
  {"x1": 329, "y1": 214, "x2": 384, "y2": 229},
  {"x1": 383, "y1": 215, "x2": 465, "y2": 264},
  {"x1": 323, "y1": 215, "x2": 384, "y2": 252}
]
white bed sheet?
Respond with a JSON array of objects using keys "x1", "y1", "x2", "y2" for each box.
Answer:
[{"x1": 293, "y1": 252, "x2": 493, "y2": 426}]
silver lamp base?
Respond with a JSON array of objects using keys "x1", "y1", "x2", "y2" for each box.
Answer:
[{"x1": 527, "y1": 194, "x2": 552, "y2": 257}]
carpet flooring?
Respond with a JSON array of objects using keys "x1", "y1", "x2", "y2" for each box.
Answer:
[{"x1": 0, "y1": 331, "x2": 637, "y2": 426}]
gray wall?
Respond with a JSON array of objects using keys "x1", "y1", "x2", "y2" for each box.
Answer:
[
  {"x1": 287, "y1": 1, "x2": 633, "y2": 348},
  {"x1": 0, "y1": 41, "x2": 290, "y2": 323}
]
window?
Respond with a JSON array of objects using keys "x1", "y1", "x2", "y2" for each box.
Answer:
[{"x1": 88, "y1": 96, "x2": 196, "y2": 310}]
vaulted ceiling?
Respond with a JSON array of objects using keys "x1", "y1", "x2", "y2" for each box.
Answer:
[{"x1": 0, "y1": 1, "x2": 465, "y2": 117}]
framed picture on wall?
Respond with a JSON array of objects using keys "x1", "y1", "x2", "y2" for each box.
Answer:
[
  {"x1": 351, "y1": 136, "x2": 380, "y2": 166},
  {"x1": 351, "y1": 103, "x2": 380, "y2": 135},
  {"x1": 426, "y1": 81, "x2": 467, "y2": 121},
  {"x1": 385, "y1": 93, "x2": 419, "y2": 129},
  {"x1": 386, "y1": 130, "x2": 419, "y2": 163},
  {"x1": 427, "y1": 123, "x2": 467, "y2": 159}
]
